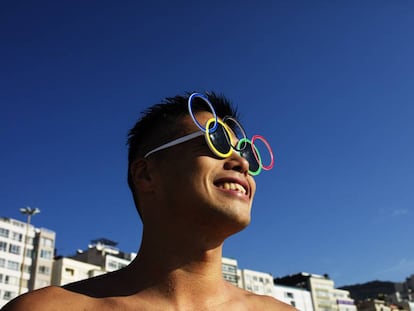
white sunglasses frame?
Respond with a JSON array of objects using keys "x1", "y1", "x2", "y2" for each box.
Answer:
[{"x1": 144, "y1": 131, "x2": 204, "y2": 158}]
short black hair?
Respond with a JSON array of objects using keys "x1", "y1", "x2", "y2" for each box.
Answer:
[{"x1": 127, "y1": 91, "x2": 239, "y2": 220}]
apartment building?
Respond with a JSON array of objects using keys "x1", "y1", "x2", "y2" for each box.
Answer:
[
  {"x1": 357, "y1": 299, "x2": 392, "y2": 311},
  {"x1": 52, "y1": 257, "x2": 104, "y2": 286},
  {"x1": 0, "y1": 217, "x2": 55, "y2": 308},
  {"x1": 275, "y1": 272, "x2": 356, "y2": 311},
  {"x1": 221, "y1": 257, "x2": 241, "y2": 287},
  {"x1": 70, "y1": 239, "x2": 136, "y2": 270},
  {"x1": 50, "y1": 238, "x2": 135, "y2": 286},
  {"x1": 273, "y1": 283, "x2": 314, "y2": 311},
  {"x1": 334, "y1": 288, "x2": 357, "y2": 311},
  {"x1": 240, "y1": 268, "x2": 274, "y2": 296}
]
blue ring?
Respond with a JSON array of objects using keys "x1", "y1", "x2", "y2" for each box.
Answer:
[{"x1": 188, "y1": 93, "x2": 218, "y2": 132}]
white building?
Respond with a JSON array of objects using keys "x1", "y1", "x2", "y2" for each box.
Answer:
[
  {"x1": 50, "y1": 239, "x2": 136, "y2": 287},
  {"x1": 52, "y1": 257, "x2": 104, "y2": 286},
  {"x1": 0, "y1": 217, "x2": 55, "y2": 308},
  {"x1": 273, "y1": 284, "x2": 314, "y2": 311},
  {"x1": 221, "y1": 257, "x2": 240, "y2": 287},
  {"x1": 240, "y1": 268, "x2": 274, "y2": 296},
  {"x1": 70, "y1": 239, "x2": 135, "y2": 269},
  {"x1": 334, "y1": 288, "x2": 357, "y2": 311},
  {"x1": 275, "y1": 272, "x2": 356, "y2": 311}
]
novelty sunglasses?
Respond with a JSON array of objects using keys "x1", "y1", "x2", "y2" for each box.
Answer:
[{"x1": 144, "y1": 93, "x2": 274, "y2": 176}]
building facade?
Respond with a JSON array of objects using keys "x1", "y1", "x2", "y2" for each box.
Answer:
[
  {"x1": 275, "y1": 272, "x2": 356, "y2": 311},
  {"x1": 0, "y1": 217, "x2": 55, "y2": 308},
  {"x1": 221, "y1": 257, "x2": 240, "y2": 287},
  {"x1": 71, "y1": 239, "x2": 136, "y2": 272},
  {"x1": 52, "y1": 257, "x2": 104, "y2": 286},
  {"x1": 357, "y1": 299, "x2": 392, "y2": 311},
  {"x1": 334, "y1": 288, "x2": 357, "y2": 311},
  {"x1": 273, "y1": 284, "x2": 314, "y2": 311},
  {"x1": 240, "y1": 268, "x2": 274, "y2": 296}
]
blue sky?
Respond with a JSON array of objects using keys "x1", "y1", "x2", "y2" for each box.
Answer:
[{"x1": 1, "y1": 1, "x2": 413, "y2": 287}]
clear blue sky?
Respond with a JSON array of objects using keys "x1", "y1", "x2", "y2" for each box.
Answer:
[{"x1": 1, "y1": 1, "x2": 413, "y2": 287}]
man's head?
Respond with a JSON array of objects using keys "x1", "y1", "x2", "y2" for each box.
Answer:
[{"x1": 127, "y1": 92, "x2": 242, "y2": 221}]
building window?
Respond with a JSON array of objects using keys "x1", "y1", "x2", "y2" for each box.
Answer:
[
  {"x1": 285, "y1": 292, "x2": 294, "y2": 299},
  {"x1": 0, "y1": 228, "x2": 9, "y2": 238},
  {"x1": 11, "y1": 232, "x2": 23, "y2": 242},
  {"x1": 40, "y1": 249, "x2": 53, "y2": 259},
  {"x1": 65, "y1": 268, "x2": 75, "y2": 276},
  {"x1": 0, "y1": 258, "x2": 5, "y2": 268},
  {"x1": 3, "y1": 290, "x2": 16, "y2": 301},
  {"x1": 222, "y1": 264, "x2": 236, "y2": 273},
  {"x1": 224, "y1": 274, "x2": 237, "y2": 283},
  {"x1": 38, "y1": 265, "x2": 51, "y2": 275},
  {"x1": 0, "y1": 241, "x2": 7, "y2": 252},
  {"x1": 40, "y1": 237, "x2": 54, "y2": 247},
  {"x1": 23, "y1": 264, "x2": 31, "y2": 273},
  {"x1": 8, "y1": 244, "x2": 21, "y2": 255},
  {"x1": 26, "y1": 249, "x2": 33, "y2": 258},
  {"x1": 5, "y1": 275, "x2": 19, "y2": 285},
  {"x1": 7, "y1": 260, "x2": 19, "y2": 271},
  {"x1": 107, "y1": 260, "x2": 118, "y2": 270}
]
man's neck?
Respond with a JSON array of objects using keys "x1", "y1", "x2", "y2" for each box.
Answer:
[{"x1": 119, "y1": 230, "x2": 231, "y2": 307}]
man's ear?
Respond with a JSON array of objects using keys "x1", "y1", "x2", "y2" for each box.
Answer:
[{"x1": 130, "y1": 159, "x2": 155, "y2": 192}]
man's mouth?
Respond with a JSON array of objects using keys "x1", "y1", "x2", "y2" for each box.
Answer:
[{"x1": 216, "y1": 182, "x2": 247, "y2": 195}]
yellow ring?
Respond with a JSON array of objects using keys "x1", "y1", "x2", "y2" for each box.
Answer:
[{"x1": 205, "y1": 118, "x2": 233, "y2": 158}]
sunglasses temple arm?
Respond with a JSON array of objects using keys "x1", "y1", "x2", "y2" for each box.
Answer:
[{"x1": 144, "y1": 131, "x2": 204, "y2": 158}]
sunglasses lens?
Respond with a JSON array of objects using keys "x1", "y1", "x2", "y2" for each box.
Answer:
[
  {"x1": 251, "y1": 135, "x2": 274, "y2": 171},
  {"x1": 208, "y1": 122, "x2": 231, "y2": 155},
  {"x1": 237, "y1": 138, "x2": 261, "y2": 175},
  {"x1": 223, "y1": 117, "x2": 247, "y2": 150}
]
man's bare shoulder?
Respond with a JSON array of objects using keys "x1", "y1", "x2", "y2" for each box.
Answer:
[
  {"x1": 2, "y1": 286, "x2": 92, "y2": 311},
  {"x1": 247, "y1": 293, "x2": 296, "y2": 311},
  {"x1": 235, "y1": 287, "x2": 296, "y2": 311}
]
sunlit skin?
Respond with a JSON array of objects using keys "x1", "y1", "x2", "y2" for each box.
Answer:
[
  {"x1": 145, "y1": 112, "x2": 256, "y2": 241},
  {"x1": 3, "y1": 112, "x2": 295, "y2": 311}
]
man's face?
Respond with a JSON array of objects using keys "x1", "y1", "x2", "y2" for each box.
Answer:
[{"x1": 149, "y1": 111, "x2": 256, "y2": 236}]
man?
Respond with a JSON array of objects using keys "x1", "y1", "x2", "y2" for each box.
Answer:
[{"x1": 3, "y1": 92, "x2": 294, "y2": 310}]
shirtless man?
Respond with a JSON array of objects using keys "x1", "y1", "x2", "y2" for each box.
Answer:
[{"x1": 3, "y1": 92, "x2": 294, "y2": 311}]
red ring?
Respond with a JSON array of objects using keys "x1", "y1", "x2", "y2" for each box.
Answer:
[{"x1": 251, "y1": 135, "x2": 274, "y2": 170}]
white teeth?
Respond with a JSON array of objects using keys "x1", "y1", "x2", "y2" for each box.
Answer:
[{"x1": 219, "y1": 182, "x2": 246, "y2": 195}]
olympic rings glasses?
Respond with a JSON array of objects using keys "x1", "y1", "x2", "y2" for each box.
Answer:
[{"x1": 144, "y1": 93, "x2": 275, "y2": 176}]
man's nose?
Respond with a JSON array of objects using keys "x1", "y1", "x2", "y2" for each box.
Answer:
[{"x1": 223, "y1": 150, "x2": 249, "y2": 175}]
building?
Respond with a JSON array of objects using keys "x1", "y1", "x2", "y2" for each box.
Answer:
[
  {"x1": 51, "y1": 257, "x2": 104, "y2": 286},
  {"x1": 240, "y1": 268, "x2": 274, "y2": 296},
  {"x1": 70, "y1": 238, "x2": 136, "y2": 272},
  {"x1": 273, "y1": 284, "x2": 314, "y2": 311},
  {"x1": 357, "y1": 299, "x2": 391, "y2": 311},
  {"x1": 50, "y1": 238, "x2": 136, "y2": 286},
  {"x1": 275, "y1": 272, "x2": 356, "y2": 311},
  {"x1": 334, "y1": 288, "x2": 357, "y2": 311},
  {"x1": 0, "y1": 217, "x2": 55, "y2": 308},
  {"x1": 399, "y1": 274, "x2": 414, "y2": 303},
  {"x1": 221, "y1": 257, "x2": 240, "y2": 287}
]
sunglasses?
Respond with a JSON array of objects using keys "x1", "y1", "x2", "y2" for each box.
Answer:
[{"x1": 144, "y1": 116, "x2": 274, "y2": 176}]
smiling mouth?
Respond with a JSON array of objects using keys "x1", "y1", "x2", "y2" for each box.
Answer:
[{"x1": 216, "y1": 182, "x2": 247, "y2": 195}]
